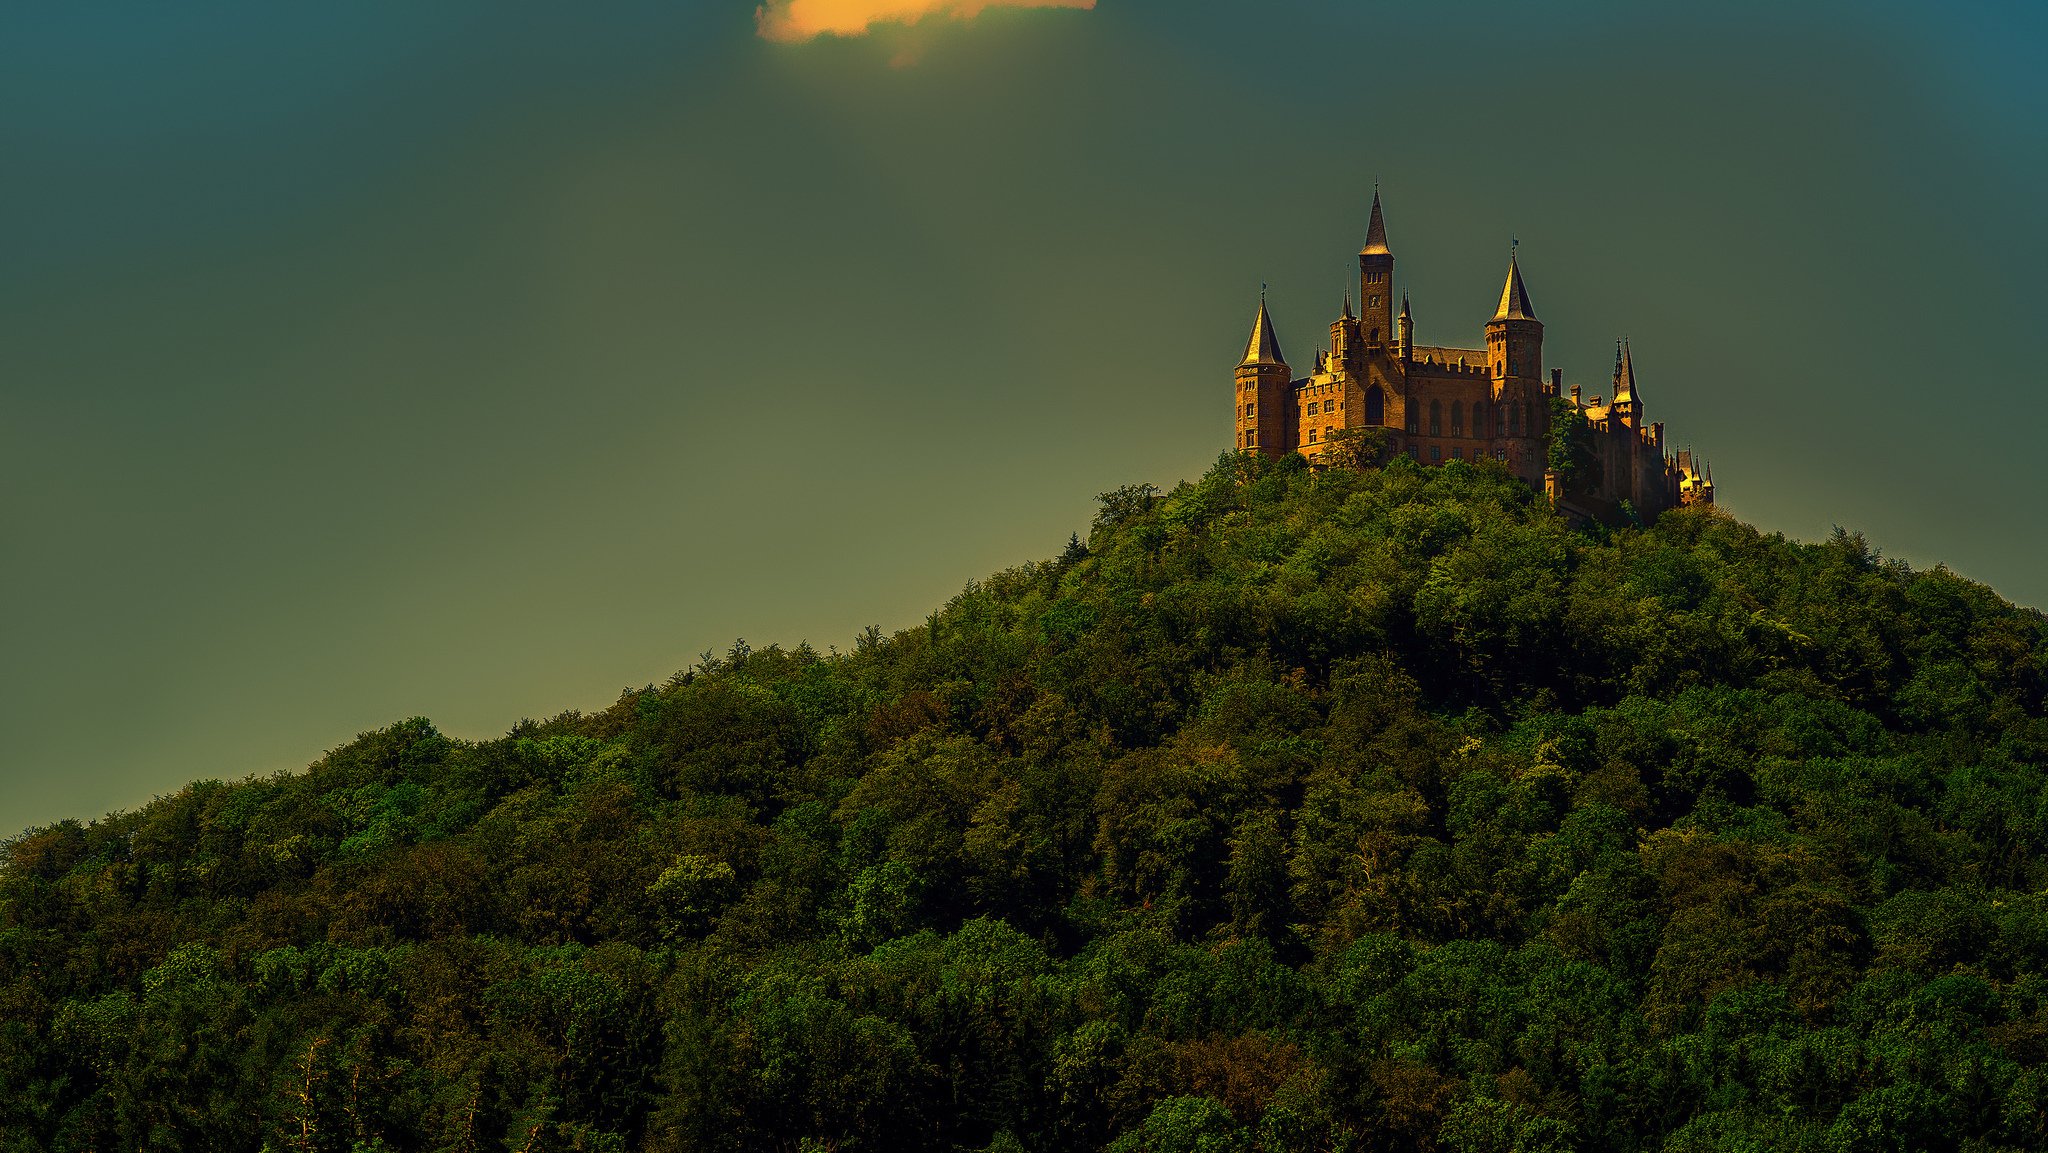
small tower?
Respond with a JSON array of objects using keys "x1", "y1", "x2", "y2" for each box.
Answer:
[
  {"x1": 1397, "y1": 293, "x2": 1413, "y2": 362},
  {"x1": 1485, "y1": 250, "x2": 1543, "y2": 387},
  {"x1": 1235, "y1": 292, "x2": 1292, "y2": 459},
  {"x1": 1358, "y1": 189, "x2": 1394, "y2": 346},
  {"x1": 1330, "y1": 293, "x2": 1357, "y2": 372},
  {"x1": 1610, "y1": 338, "x2": 1640, "y2": 427}
]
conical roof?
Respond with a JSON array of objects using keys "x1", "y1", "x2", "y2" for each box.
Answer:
[
  {"x1": 1614, "y1": 339, "x2": 1638, "y2": 403},
  {"x1": 1360, "y1": 190, "x2": 1391, "y2": 256},
  {"x1": 1493, "y1": 254, "x2": 1536, "y2": 321},
  {"x1": 1240, "y1": 294, "x2": 1286, "y2": 367}
]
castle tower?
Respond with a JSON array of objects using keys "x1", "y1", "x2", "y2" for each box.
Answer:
[
  {"x1": 1235, "y1": 292, "x2": 1292, "y2": 458},
  {"x1": 1610, "y1": 338, "x2": 1639, "y2": 427},
  {"x1": 1486, "y1": 251, "x2": 1543, "y2": 386},
  {"x1": 1358, "y1": 190, "x2": 1394, "y2": 347},
  {"x1": 1330, "y1": 293, "x2": 1357, "y2": 372},
  {"x1": 1397, "y1": 294, "x2": 1413, "y2": 362}
]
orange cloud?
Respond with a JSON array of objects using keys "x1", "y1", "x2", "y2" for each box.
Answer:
[{"x1": 756, "y1": 0, "x2": 1096, "y2": 43}]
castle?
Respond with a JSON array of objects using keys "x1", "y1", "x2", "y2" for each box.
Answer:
[{"x1": 1234, "y1": 192, "x2": 1714, "y2": 524}]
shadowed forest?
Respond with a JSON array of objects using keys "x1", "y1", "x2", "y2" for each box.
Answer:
[{"x1": 4, "y1": 452, "x2": 2046, "y2": 1152}]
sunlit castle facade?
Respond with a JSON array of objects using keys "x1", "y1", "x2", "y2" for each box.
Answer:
[{"x1": 1233, "y1": 192, "x2": 1714, "y2": 524}]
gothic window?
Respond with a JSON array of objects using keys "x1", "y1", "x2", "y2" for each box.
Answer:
[
  {"x1": 1406, "y1": 408, "x2": 1419, "y2": 434},
  {"x1": 1308, "y1": 428, "x2": 1319, "y2": 443},
  {"x1": 1451, "y1": 401, "x2": 1464, "y2": 436},
  {"x1": 1475, "y1": 406, "x2": 1488, "y2": 438},
  {"x1": 1429, "y1": 400, "x2": 1442, "y2": 436},
  {"x1": 1509, "y1": 404, "x2": 1521, "y2": 435},
  {"x1": 1246, "y1": 402, "x2": 1255, "y2": 417},
  {"x1": 1365, "y1": 385, "x2": 1384, "y2": 425}
]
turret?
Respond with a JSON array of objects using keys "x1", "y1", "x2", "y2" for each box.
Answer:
[
  {"x1": 1329, "y1": 293, "x2": 1356, "y2": 371},
  {"x1": 1235, "y1": 292, "x2": 1292, "y2": 458},
  {"x1": 1485, "y1": 250, "x2": 1543, "y2": 388},
  {"x1": 1397, "y1": 294, "x2": 1413, "y2": 362},
  {"x1": 1358, "y1": 189, "x2": 1394, "y2": 346},
  {"x1": 1610, "y1": 338, "x2": 1640, "y2": 427}
]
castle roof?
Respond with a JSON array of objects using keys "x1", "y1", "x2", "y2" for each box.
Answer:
[
  {"x1": 1412, "y1": 345, "x2": 1487, "y2": 370},
  {"x1": 1240, "y1": 294, "x2": 1286, "y2": 367},
  {"x1": 1493, "y1": 254, "x2": 1536, "y2": 321},
  {"x1": 1360, "y1": 190, "x2": 1391, "y2": 256},
  {"x1": 1613, "y1": 339, "x2": 1638, "y2": 404}
]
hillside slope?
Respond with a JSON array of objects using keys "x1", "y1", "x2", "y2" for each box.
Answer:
[{"x1": 5, "y1": 452, "x2": 2046, "y2": 1153}]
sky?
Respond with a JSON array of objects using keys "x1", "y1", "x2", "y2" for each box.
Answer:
[{"x1": 3, "y1": 0, "x2": 2044, "y2": 835}]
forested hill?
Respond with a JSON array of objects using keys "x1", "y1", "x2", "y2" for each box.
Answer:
[{"x1": 6, "y1": 452, "x2": 2048, "y2": 1153}]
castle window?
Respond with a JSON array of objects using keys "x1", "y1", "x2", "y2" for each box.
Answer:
[
  {"x1": 1429, "y1": 400, "x2": 1442, "y2": 436},
  {"x1": 1475, "y1": 407, "x2": 1488, "y2": 438},
  {"x1": 1509, "y1": 404, "x2": 1521, "y2": 435},
  {"x1": 1406, "y1": 409, "x2": 1418, "y2": 434},
  {"x1": 1430, "y1": 445, "x2": 1441, "y2": 461},
  {"x1": 1451, "y1": 401, "x2": 1464, "y2": 436},
  {"x1": 1365, "y1": 385, "x2": 1384, "y2": 425},
  {"x1": 1408, "y1": 445, "x2": 1420, "y2": 459},
  {"x1": 1308, "y1": 428, "x2": 1319, "y2": 443},
  {"x1": 1453, "y1": 448, "x2": 1464, "y2": 460}
]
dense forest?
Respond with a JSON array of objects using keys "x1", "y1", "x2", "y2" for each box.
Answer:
[{"x1": 5, "y1": 451, "x2": 2046, "y2": 1153}]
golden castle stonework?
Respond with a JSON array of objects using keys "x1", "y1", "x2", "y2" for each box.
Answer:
[{"x1": 1234, "y1": 192, "x2": 1714, "y2": 523}]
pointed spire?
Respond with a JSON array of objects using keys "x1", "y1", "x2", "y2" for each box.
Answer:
[
  {"x1": 1360, "y1": 187, "x2": 1391, "y2": 256},
  {"x1": 1399, "y1": 293, "x2": 1411, "y2": 319},
  {"x1": 1240, "y1": 291, "x2": 1286, "y2": 367},
  {"x1": 1342, "y1": 291, "x2": 1355, "y2": 320},
  {"x1": 1614, "y1": 338, "x2": 1637, "y2": 403},
  {"x1": 1493, "y1": 252, "x2": 1535, "y2": 321}
]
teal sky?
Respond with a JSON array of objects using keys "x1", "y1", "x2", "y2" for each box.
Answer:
[{"x1": 4, "y1": 0, "x2": 2044, "y2": 835}]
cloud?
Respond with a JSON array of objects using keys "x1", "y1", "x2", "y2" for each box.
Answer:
[{"x1": 755, "y1": 0, "x2": 1096, "y2": 44}]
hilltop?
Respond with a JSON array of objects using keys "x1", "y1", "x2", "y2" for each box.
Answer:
[{"x1": 4, "y1": 452, "x2": 2046, "y2": 1153}]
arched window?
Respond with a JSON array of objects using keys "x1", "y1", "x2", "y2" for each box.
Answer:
[
  {"x1": 1429, "y1": 400, "x2": 1442, "y2": 436},
  {"x1": 1509, "y1": 404, "x2": 1521, "y2": 436},
  {"x1": 1365, "y1": 385, "x2": 1384, "y2": 426},
  {"x1": 1475, "y1": 405, "x2": 1488, "y2": 439},
  {"x1": 1451, "y1": 401, "x2": 1464, "y2": 436}
]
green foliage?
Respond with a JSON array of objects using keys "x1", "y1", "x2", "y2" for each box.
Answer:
[
  {"x1": 1546, "y1": 397, "x2": 1601, "y2": 494},
  {"x1": 4, "y1": 458, "x2": 2046, "y2": 1151}
]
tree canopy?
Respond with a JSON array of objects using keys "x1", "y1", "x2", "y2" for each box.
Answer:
[{"x1": 4, "y1": 451, "x2": 2045, "y2": 1152}]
